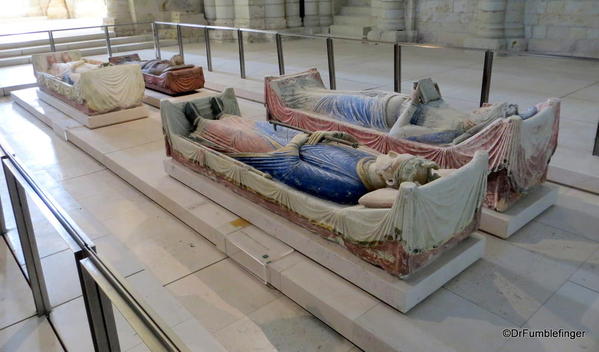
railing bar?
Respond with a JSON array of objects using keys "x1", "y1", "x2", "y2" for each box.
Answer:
[
  {"x1": 0, "y1": 20, "x2": 597, "y2": 61},
  {"x1": 0, "y1": 21, "x2": 153, "y2": 38},
  {"x1": 0, "y1": 143, "x2": 183, "y2": 350}
]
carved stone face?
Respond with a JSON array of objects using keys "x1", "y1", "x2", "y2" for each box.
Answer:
[
  {"x1": 170, "y1": 54, "x2": 184, "y2": 66},
  {"x1": 374, "y1": 152, "x2": 438, "y2": 187},
  {"x1": 46, "y1": 55, "x2": 57, "y2": 66}
]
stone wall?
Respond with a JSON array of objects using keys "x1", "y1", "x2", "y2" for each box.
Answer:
[
  {"x1": 414, "y1": 0, "x2": 598, "y2": 57},
  {"x1": 415, "y1": 0, "x2": 478, "y2": 47},
  {"x1": 104, "y1": 0, "x2": 598, "y2": 57},
  {"x1": 525, "y1": 0, "x2": 599, "y2": 57}
]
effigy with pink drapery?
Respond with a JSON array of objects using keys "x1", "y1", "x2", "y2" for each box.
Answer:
[
  {"x1": 161, "y1": 88, "x2": 489, "y2": 277},
  {"x1": 265, "y1": 69, "x2": 560, "y2": 212}
]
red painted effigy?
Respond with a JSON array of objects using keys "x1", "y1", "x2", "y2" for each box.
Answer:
[{"x1": 265, "y1": 69, "x2": 560, "y2": 212}]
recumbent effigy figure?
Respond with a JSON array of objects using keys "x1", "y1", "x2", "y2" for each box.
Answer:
[
  {"x1": 46, "y1": 51, "x2": 104, "y2": 84},
  {"x1": 183, "y1": 97, "x2": 440, "y2": 205},
  {"x1": 265, "y1": 69, "x2": 560, "y2": 212},
  {"x1": 109, "y1": 53, "x2": 205, "y2": 95},
  {"x1": 161, "y1": 89, "x2": 489, "y2": 277},
  {"x1": 31, "y1": 50, "x2": 146, "y2": 120}
]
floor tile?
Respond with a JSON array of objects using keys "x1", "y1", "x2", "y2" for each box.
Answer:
[
  {"x1": 39, "y1": 248, "x2": 81, "y2": 307},
  {"x1": 49, "y1": 297, "x2": 94, "y2": 352},
  {"x1": 126, "y1": 270, "x2": 192, "y2": 327},
  {"x1": 355, "y1": 287, "x2": 511, "y2": 352},
  {"x1": 0, "y1": 239, "x2": 36, "y2": 328},
  {"x1": 570, "y1": 249, "x2": 599, "y2": 294},
  {"x1": 508, "y1": 220, "x2": 599, "y2": 266},
  {"x1": 445, "y1": 234, "x2": 578, "y2": 326},
  {"x1": 499, "y1": 282, "x2": 599, "y2": 352},
  {"x1": 215, "y1": 296, "x2": 355, "y2": 352},
  {"x1": 166, "y1": 259, "x2": 280, "y2": 332},
  {"x1": 0, "y1": 316, "x2": 63, "y2": 352}
]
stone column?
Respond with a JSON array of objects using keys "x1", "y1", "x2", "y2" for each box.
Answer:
[
  {"x1": 367, "y1": 0, "x2": 407, "y2": 41},
  {"x1": 475, "y1": 0, "x2": 506, "y2": 38},
  {"x1": 303, "y1": 0, "x2": 320, "y2": 29},
  {"x1": 213, "y1": 0, "x2": 235, "y2": 40},
  {"x1": 285, "y1": 0, "x2": 302, "y2": 28},
  {"x1": 204, "y1": 0, "x2": 217, "y2": 24},
  {"x1": 319, "y1": 0, "x2": 333, "y2": 27},
  {"x1": 105, "y1": 0, "x2": 133, "y2": 35},
  {"x1": 264, "y1": 0, "x2": 287, "y2": 29},
  {"x1": 25, "y1": 0, "x2": 44, "y2": 16},
  {"x1": 465, "y1": 0, "x2": 508, "y2": 49},
  {"x1": 504, "y1": 0, "x2": 527, "y2": 50},
  {"x1": 46, "y1": 0, "x2": 69, "y2": 18}
]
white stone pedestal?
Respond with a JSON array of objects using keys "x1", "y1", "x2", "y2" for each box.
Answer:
[
  {"x1": 164, "y1": 157, "x2": 485, "y2": 313},
  {"x1": 36, "y1": 89, "x2": 147, "y2": 129},
  {"x1": 480, "y1": 184, "x2": 558, "y2": 238}
]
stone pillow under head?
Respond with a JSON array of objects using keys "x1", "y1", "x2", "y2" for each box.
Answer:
[
  {"x1": 359, "y1": 168, "x2": 456, "y2": 208},
  {"x1": 358, "y1": 188, "x2": 399, "y2": 208}
]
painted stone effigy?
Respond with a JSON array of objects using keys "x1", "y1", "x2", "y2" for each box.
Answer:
[
  {"x1": 265, "y1": 69, "x2": 561, "y2": 212},
  {"x1": 161, "y1": 88, "x2": 489, "y2": 277},
  {"x1": 31, "y1": 50, "x2": 145, "y2": 115},
  {"x1": 109, "y1": 54, "x2": 205, "y2": 95}
]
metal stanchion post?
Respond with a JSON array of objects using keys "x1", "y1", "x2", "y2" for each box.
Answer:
[
  {"x1": 76, "y1": 254, "x2": 121, "y2": 352},
  {"x1": 238, "y1": 29, "x2": 246, "y2": 79},
  {"x1": 104, "y1": 26, "x2": 112, "y2": 58},
  {"x1": 48, "y1": 30, "x2": 56, "y2": 52},
  {"x1": 275, "y1": 33, "x2": 285, "y2": 75},
  {"x1": 480, "y1": 50, "x2": 494, "y2": 107},
  {"x1": 151, "y1": 23, "x2": 161, "y2": 60},
  {"x1": 2, "y1": 161, "x2": 51, "y2": 316},
  {"x1": 326, "y1": 37, "x2": 336, "y2": 90},
  {"x1": 204, "y1": 28, "x2": 213, "y2": 71},
  {"x1": 593, "y1": 122, "x2": 599, "y2": 157},
  {"x1": 176, "y1": 24, "x2": 184, "y2": 58},
  {"x1": 394, "y1": 43, "x2": 401, "y2": 93}
]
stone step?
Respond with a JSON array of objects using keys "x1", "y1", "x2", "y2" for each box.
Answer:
[
  {"x1": 0, "y1": 32, "x2": 111, "y2": 51},
  {"x1": 347, "y1": 0, "x2": 370, "y2": 7},
  {"x1": 329, "y1": 24, "x2": 371, "y2": 39},
  {"x1": 340, "y1": 6, "x2": 371, "y2": 16},
  {"x1": 0, "y1": 39, "x2": 176, "y2": 67},
  {"x1": 0, "y1": 35, "x2": 153, "y2": 59},
  {"x1": 333, "y1": 15, "x2": 373, "y2": 26}
]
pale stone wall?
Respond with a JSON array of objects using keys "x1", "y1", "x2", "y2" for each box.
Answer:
[
  {"x1": 525, "y1": 0, "x2": 599, "y2": 57},
  {"x1": 101, "y1": 0, "x2": 598, "y2": 57},
  {"x1": 415, "y1": 0, "x2": 478, "y2": 46},
  {"x1": 414, "y1": 0, "x2": 598, "y2": 57}
]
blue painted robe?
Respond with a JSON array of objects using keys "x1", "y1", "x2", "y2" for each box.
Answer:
[{"x1": 235, "y1": 143, "x2": 373, "y2": 205}]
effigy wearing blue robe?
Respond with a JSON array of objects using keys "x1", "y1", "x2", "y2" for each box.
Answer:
[{"x1": 235, "y1": 144, "x2": 373, "y2": 205}]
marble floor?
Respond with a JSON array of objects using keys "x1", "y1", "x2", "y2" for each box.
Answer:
[{"x1": 0, "y1": 39, "x2": 598, "y2": 352}]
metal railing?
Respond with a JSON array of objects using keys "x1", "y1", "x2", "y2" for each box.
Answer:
[
  {"x1": 0, "y1": 140, "x2": 190, "y2": 352},
  {"x1": 0, "y1": 21, "x2": 152, "y2": 58},
  {"x1": 153, "y1": 20, "x2": 495, "y2": 105},
  {"x1": 2, "y1": 20, "x2": 599, "y2": 153}
]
